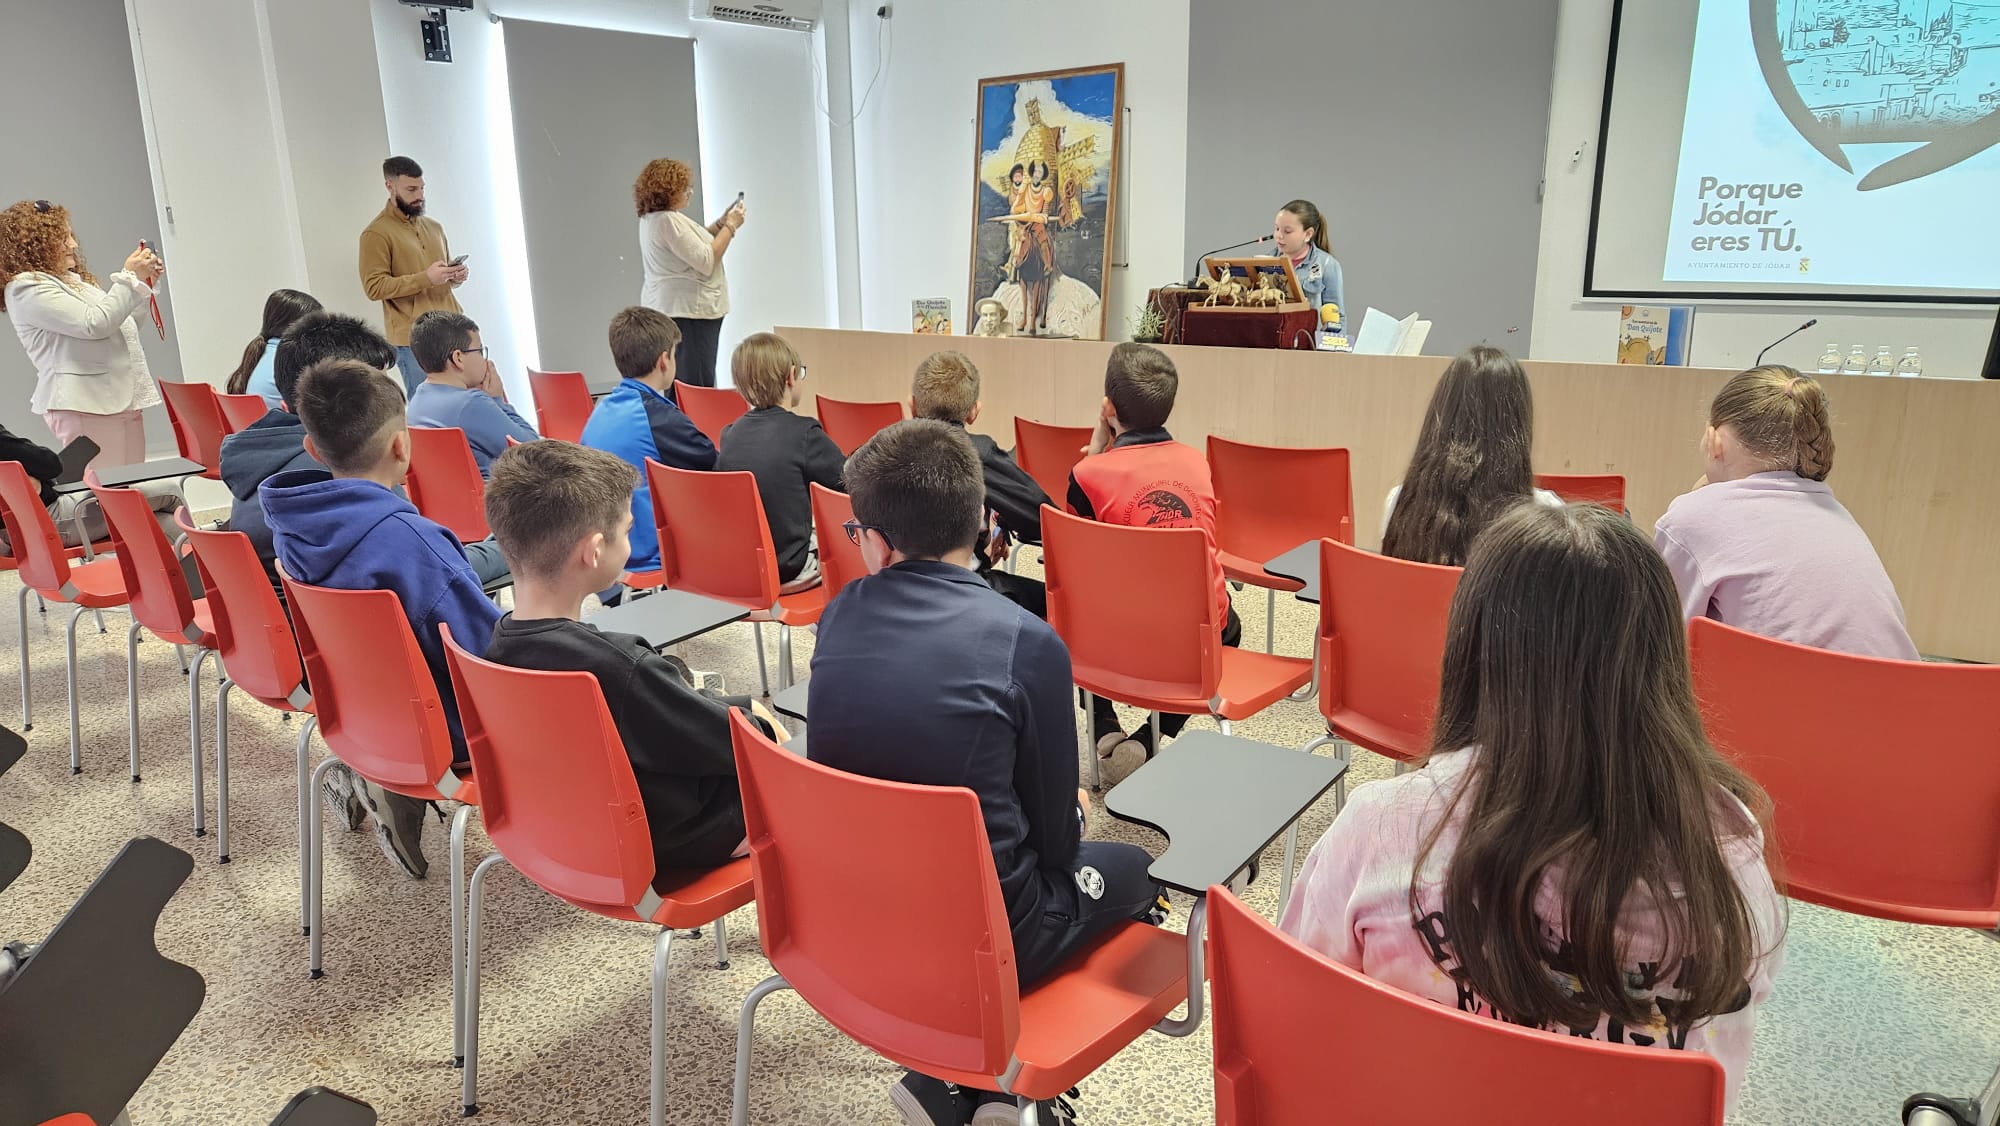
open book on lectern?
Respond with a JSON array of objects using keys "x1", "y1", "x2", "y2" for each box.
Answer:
[{"x1": 1351, "y1": 308, "x2": 1431, "y2": 356}]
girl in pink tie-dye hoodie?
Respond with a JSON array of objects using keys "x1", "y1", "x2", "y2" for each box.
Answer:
[{"x1": 1281, "y1": 503, "x2": 1787, "y2": 1114}]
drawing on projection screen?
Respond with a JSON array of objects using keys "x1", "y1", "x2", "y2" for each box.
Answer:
[
  {"x1": 1758, "y1": 0, "x2": 2000, "y2": 189},
  {"x1": 969, "y1": 63, "x2": 1123, "y2": 339}
]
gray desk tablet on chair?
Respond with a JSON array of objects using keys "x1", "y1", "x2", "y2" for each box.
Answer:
[
  {"x1": 53, "y1": 456, "x2": 207, "y2": 494},
  {"x1": 771, "y1": 680, "x2": 809, "y2": 722},
  {"x1": 1099, "y1": 728, "x2": 1345, "y2": 1038},
  {"x1": 1262, "y1": 539, "x2": 1321, "y2": 605},
  {"x1": 584, "y1": 588, "x2": 749, "y2": 648}
]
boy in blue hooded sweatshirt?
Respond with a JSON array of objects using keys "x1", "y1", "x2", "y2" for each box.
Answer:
[{"x1": 260, "y1": 356, "x2": 500, "y2": 879}]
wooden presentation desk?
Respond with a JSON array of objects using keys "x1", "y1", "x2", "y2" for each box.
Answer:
[{"x1": 782, "y1": 327, "x2": 2000, "y2": 662}]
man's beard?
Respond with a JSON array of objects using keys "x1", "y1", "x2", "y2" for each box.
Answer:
[{"x1": 395, "y1": 197, "x2": 425, "y2": 217}]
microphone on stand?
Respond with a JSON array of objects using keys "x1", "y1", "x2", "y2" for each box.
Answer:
[
  {"x1": 1755, "y1": 318, "x2": 1818, "y2": 367},
  {"x1": 1187, "y1": 235, "x2": 1273, "y2": 286}
]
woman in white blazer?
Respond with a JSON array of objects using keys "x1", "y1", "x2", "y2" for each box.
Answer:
[
  {"x1": 633, "y1": 158, "x2": 745, "y2": 388},
  {"x1": 0, "y1": 199, "x2": 166, "y2": 466}
]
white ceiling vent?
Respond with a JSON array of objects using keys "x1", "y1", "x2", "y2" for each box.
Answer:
[{"x1": 692, "y1": 0, "x2": 821, "y2": 32}]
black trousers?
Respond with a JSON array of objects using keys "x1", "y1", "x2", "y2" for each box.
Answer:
[
  {"x1": 1013, "y1": 841, "x2": 1164, "y2": 986},
  {"x1": 1091, "y1": 605, "x2": 1244, "y2": 744},
  {"x1": 672, "y1": 315, "x2": 723, "y2": 389}
]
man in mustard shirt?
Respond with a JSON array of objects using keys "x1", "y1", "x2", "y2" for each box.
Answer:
[{"x1": 358, "y1": 155, "x2": 466, "y2": 393}]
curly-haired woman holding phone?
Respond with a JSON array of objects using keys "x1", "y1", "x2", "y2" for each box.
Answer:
[
  {"x1": 634, "y1": 158, "x2": 744, "y2": 388},
  {"x1": 1, "y1": 199, "x2": 165, "y2": 466}
]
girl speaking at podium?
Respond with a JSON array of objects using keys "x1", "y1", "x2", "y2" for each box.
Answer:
[{"x1": 1274, "y1": 199, "x2": 1345, "y2": 324}]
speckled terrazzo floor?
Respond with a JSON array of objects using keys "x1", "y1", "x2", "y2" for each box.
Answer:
[{"x1": 0, "y1": 550, "x2": 1994, "y2": 1126}]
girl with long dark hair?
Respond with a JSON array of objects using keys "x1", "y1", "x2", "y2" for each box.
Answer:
[
  {"x1": 1282, "y1": 503, "x2": 1786, "y2": 1112},
  {"x1": 1380, "y1": 345, "x2": 1559, "y2": 565},
  {"x1": 227, "y1": 288, "x2": 322, "y2": 405}
]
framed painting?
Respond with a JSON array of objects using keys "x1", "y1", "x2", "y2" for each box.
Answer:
[{"x1": 968, "y1": 62, "x2": 1123, "y2": 340}]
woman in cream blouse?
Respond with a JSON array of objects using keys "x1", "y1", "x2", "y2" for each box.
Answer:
[
  {"x1": 0, "y1": 199, "x2": 165, "y2": 467},
  {"x1": 635, "y1": 158, "x2": 746, "y2": 388}
]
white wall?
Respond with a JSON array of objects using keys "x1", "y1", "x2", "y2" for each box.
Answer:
[
  {"x1": 369, "y1": 0, "x2": 835, "y2": 392},
  {"x1": 1531, "y1": 0, "x2": 1998, "y2": 376},
  {"x1": 844, "y1": 0, "x2": 1191, "y2": 340}
]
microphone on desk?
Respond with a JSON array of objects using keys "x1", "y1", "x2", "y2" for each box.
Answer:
[
  {"x1": 1755, "y1": 318, "x2": 1819, "y2": 367},
  {"x1": 1187, "y1": 235, "x2": 1273, "y2": 285}
]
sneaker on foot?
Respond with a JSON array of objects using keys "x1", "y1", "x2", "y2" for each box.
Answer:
[
  {"x1": 355, "y1": 775, "x2": 429, "y2": 880},
  {"x1": 320, "y1": 763, "x2": 365, "y2": 833},
  {"x1": 889, "y1": 1071, "x2": 975, "y2": 1126},
  {"x1": 1093, "y1": 730, "x2": 1128, "y2": 760},
  {"x1": 972, "y1": 1089, "x2": 1077, "y2": 1125}
]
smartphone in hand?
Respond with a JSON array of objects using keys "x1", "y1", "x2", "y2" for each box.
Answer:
[{"x1": 449, "y1": 254, "x2": 469, "y2": 267}]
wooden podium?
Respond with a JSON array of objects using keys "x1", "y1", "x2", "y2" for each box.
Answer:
[{"x1": 1181, "y1": 256, "x2": 1317, "y2": 350}]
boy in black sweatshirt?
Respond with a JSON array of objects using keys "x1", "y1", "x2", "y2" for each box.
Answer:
[
  {"x1": 714, "y1": 332, "x2": 845, "y2": 592},
  {"x1": 480, "y1": 440, "x2": 786, "y2": 879},
  {"x1": 908, "y1": 350, "x2": 1051, "y2": 620}
]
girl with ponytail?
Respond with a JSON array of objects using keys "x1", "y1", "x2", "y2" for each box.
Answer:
[
  {"x1": 1272, "y1": 199, "x2": 1346, "y2": 324},
  {"x1": 1654, "y1": 364, "x2": 1917, "y2": 658},
  {"x1": 1380, "y1": 345, "x2": 1560, "y2": 566},
  {"x1": 227, "y1": 288, "x2": 321, "y2": 405}
]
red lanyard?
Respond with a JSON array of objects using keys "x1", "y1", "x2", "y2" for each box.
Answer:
[{"x1": 146, "y1": 290, "x2": 164, "y2": 340}]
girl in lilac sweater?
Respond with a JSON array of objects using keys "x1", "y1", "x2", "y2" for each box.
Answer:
[
  {"x1": 1282, "y1": 504, "x2": 1786, "y2": 1114},
  {"x1": 1653, "y1": 365, "x2": 1917, "y2": 660}
]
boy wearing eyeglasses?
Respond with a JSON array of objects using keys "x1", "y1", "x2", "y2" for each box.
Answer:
[
  {"x1": 404, "y1": 310, "x2": 538, "y2": 476},
  {"x1": 808, "y1": 419, "x2": 1166, "y2": 1126}
]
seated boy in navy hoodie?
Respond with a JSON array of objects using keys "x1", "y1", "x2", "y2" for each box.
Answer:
[
  {"x1": 261, "y1": 357, "x2": 502, "y2": 880},
  {"x1": 580, "y1": 307, "x2": 717, "y2": 580},
  {"x1": 481, "y1": 441, "x2": 786, "y2": 881}
]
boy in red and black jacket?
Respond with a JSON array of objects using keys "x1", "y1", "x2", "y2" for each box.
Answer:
[{"x1": 1066, "y1": 342, "x2": 1242, "y2": 762}]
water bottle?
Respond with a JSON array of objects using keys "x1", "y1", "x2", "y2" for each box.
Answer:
[
  {"x1": 1866, "y1": 346, "x2": 1895, "y2": 377},
  {"x1": 1841, "y1": 346, "x2": 1867, "y2": 375},
  {"x1": 1895, "y1": 347, "x2": 1923, "y2": 378},
  {"x1": 1816, "y1": 343, "x2": 1842, "y2": 374}
]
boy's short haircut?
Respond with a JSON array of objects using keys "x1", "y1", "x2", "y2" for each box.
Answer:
[
  {"x1": 408, "y1": 310, "x2": 479, "y2": 375},
  {"x1": 293, "y1": 358, "x2": 409, "y2": 475},
  {"x1": 729, "y1": 332, "x2": 801, "y2": 409},
  {"x1": 843, "y1": 419, "x2": 984, "y2": 560},
  {"x1": 1103, "y1": 342, "x2": 1179, "y2": 432},
  {"x1": 274, "y1": 312, "x2": 395, "y2": 407},
  {"x1": 910, "y1": 350, "x2": 980, "y2": 423},
  {"x1": 485, "y1": 441, "x2": 640, "y2": 581},
  {"x1": 609, "y1": 306, "x2": 683, "y2": 382}
]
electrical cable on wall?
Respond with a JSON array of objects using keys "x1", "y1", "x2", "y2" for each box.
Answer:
[{"x1": 806, "y1": 6, "x2": 891, "y2": 126}]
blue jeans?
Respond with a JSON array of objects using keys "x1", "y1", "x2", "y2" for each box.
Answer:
[
  {"x1": 394, "y1": 346, "x2": 425, "y2": 396},
  {"x1": 464, "y1": 537, "x2": 512, "y2": 587}
]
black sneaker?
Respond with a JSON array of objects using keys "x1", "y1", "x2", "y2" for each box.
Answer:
[
  {"x1": 889, "y1": 1071, "x2": 975, "y2": 1126},
  {"x1": 355, "y1": 776, "x2": 429, "y2": 880}
]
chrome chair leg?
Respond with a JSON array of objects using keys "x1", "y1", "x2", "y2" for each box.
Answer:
[
  {"x1": 462, "y1": 852, "x2": 508, "y2": 1117},
  {"x1": 295, "y1": 713, "x2": 319, "y2": 935},
  {"x1": 17, "y1": 584, "x2": 33, "y2": 732},
  {"x1": 65, "y1": 604, "x2": 88, "y2": 774},
  {"x1": 449, "y1": 804, "x2": 476, "y2": 1068},
  {"x1": 1264, "y1": 587, "x2": 1276, "y2": 654},
  {"x1": 730, "y1": 974, "x2": 796, "y2": 1126},
  {"x1": 752, "y1": 621, "x2": 771, "y2": 697},
  {"x1": 188, "y1": 651, "x2": 209, "y2": 846},
  {"x1": 713, "y1": 914, "x2": 731, "y2": 969},
  {"x1": 776, "y1": 624, "x2": 794, "y2": 691},
  {"x1": 650, "y1": 925, "x2": 677, "y2": 1126},
  {"x1": 125, "y1": 619, "x2": 144, "y2": 781},
  {"x1": 307, "y1": 755, "x2": 342, "y2": 978}
]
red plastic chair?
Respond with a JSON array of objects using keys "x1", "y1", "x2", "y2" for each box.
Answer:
[
  {"x1": 814, "y1": 395, "x2": 905, "y2": 457},
  {"x1": 218, "y1": 392, "x2": 271, "y2": 432},
  {"x1": 528, "y1": 368, "x2": 593, "y2": 443},
  {"x1": 1207, "y1": 437, "x2": 1355, "y2": 654},
  {"x1": 441, "y1": 626, "x2": 754, "y2": 1123},
  {"x1": 0, "y1": 462, "x2": 134, "y2": 772},
  {"x1": 1013, "y1": 418, "x2": 1093, "y2": 510},
  {"x1": 1534, "y1": 472, "x2": 1627, "y2": 515},
  {"x1": 807, "y1": 483, "x2": 866, "y2": 603},
  {"x1": 157, "y1": 380, "x2": 229, "y2": 479},
  {"x1": 280, "y1": 571, "x2": 480, "y2": 1072},
  {"x1": 726, "y1": 710, "x2": 1189, "y2": 1126},
  {"x1": 1041, "y1": 506, "x2": 1312, "y2": 789},
  {"x1": 648, "y1": 460, "x2": 826, "y2": 694},
  {"x1": 1689, "y1": 617, "x2": 2000, "y2": 928},
  {"x1": 1205, "y1": 888, "x2": 1725, "y2": 1125},
  {"x1": 178, "y1": 514, "x2": 315, "y2": 879},
  {"x1": 90, "y1": 482, "x2": 216, "y2": 827},
  {"x1": 405, "y1": 426, "x2": 490, "y2": 543},
  {"x1": 678, "y1": 382, "x2": 752, "y2": 447},
  {"x1": 1308, "y1": 537, "x2": 1462, "y2": 767}
]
